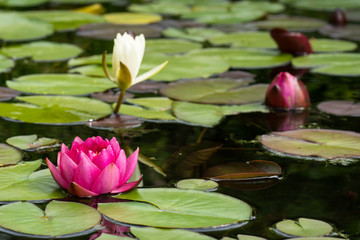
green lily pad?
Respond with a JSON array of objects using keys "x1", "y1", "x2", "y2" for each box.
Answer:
[
  {"x1": 0, "y1": 96, "x2": 112, "y2": 124},
  {"x1": 0, "y1": 201, "x2": 101, "y2": 237},
  {"x1": 131, "y1": 226, "x2": 216, "y2": 240},
  {"x1": 172, "y1": 101, "x2": 268, "y2": 127},
  {"x1": 99, "y1": 188, "x2": 252, "y2": 229},
  {"x1": 176, "y1": 179, "x2": 218, "y2": 191},
  {"x1": 96, "y1": 233, "x2": 131, "y2": 240},
  {"x1": 260, "y1": 129, "x2": 360, "y2": 160},
  {"x1": 104, "y1": 12, "x2": 162, "y2": 25},
  {"x1": 317, "y1": 101, "x2": 360, "y2": 117},
  {"x1": 1, "y1": 41, "x2": 82, "y2": 62},
  {"x1": 319, "y1": 24, "x2": 360, "y2": 42},
  {"x1": 0, "y1": 160, "x2": 65, "y2": 201},
  {"x1": 222, "y1": 235, "x2": 268, "y2": 240},
  {"x1": 7, "y1": 74, "x2": 115, "y2": 95},
  {"x1": 6, "y1": 134, "x2": 59, "y2": 151},
  {"x1": 275, "y1": 218, "x2": 333, "y2": 237},
  {"x1": 68, "y1": 54, "x2": 105, "y2": 67},
  {"x1": 128, "y1": 2, "x2": 191, "y2": 16},
  {"x1": 0, "y1": 12, "x2": 53, "y2": 42},
  {"x1": 284, "y1": 238, "x2": 344, "y2": 240},
  {"x1": 51, "y1": 0, "x2": 117, "y2": 3},
  {"x1": 0, "y1": 0, "x2": 48, "y2": 7},
  {"x1": 188, "y1": 48, "x2": 292, "y2": 69},
  {"x1": 280, "y1": 0, "x2": 360, "y2": 11},
  {"x1": 117, "y1": 97, "x2": 177, "y2": 121},
  {"x1": 309, "y1": 38, "x2": 357, "y2": 52},
  {"x1": 163, "y1": 27, "x2": 224, "y2": 42},
  {"x1": 146, "y1": 39, "x2": 202, "y2": 54},
  {"x1": 0, "y1": 143, "x2": 22, "y2": 166},
  {"x1": 0, "y1": 55, "x2": 15, "y2": 73},
  {"x1": 161, "y1": 78, "x2": 268, "y2": 105},
  {"x1": 22, "y1": 10, "x2": 105, "y2": 31}
]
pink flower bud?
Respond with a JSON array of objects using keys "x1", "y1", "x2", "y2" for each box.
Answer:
[
  {"x1": 46, "y1": 136, "x2": 142, "y2": 197},
  {"x1": 265, "y1": 72, "x2": 310, "y2": 110}
]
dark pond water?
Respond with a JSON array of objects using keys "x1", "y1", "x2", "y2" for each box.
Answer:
[{"x1": 0, "y1": 1, "x2": 360, "y2": 240}]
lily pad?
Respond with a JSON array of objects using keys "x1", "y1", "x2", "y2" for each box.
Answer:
[
  {"x1": 131, "y1": 227, "x2": 216, "y2": 240},
  {"x1": 0, "y1": 56, "x2": 15, "y2": 73},
  {"x1": 128, "y1": 2, "x2": 191, "y2": 16},
  {"x1": 0, "y1": 96, "x2": 112, "y2": 124},
  {"x1": 6, "y1": 134, "x2": 59, "y2": 151},
  {"x1": 104, "y1": 12, "x2": 162, "y2": 25},
  {"x1": 52, "y1": 0, "x2": 117, "y2": 3},
  {"x1": 146, "y1": 39, "x2": 202, "y2": 54},
  {"x1": 0, "y1": 87, "x2": 19, "y2": 101},
  {"x1": 0, "y1": 12, "x2": 53, "y2": 42},
  {"x1": 0, "y1": 144, "x2": 22, "y2": 166},
  {"x1": 161, "y1": 78, "x2": 268, "y2": 105},
  {"x1": 99, "y1": 188, "x2": 252, "y2": 229},
  {"x1": 7, "y1": 74, "x2": 115, "y2": 95},
  {"x1": 222, "y1": 235, "x2": 267, "y2": 240},
  {"x1": 260, "y1": 129, "x2": 360, "y2": 160},
  {"x1": 0, "y1": 0, "x2": 49, "y2": 7},
  {"x1": 162, "y1": 27, "x2": 224, "y2": 42},
  {"x1": 0, "y1": 160, "x2": 65, "y2": 201},
  {"x1": 0, "y1": 201, "x2": 101, "y2": 237},
  {"x1": 275, "y1": 218, "x2": 333, "y2": 237},
  {"x1": 284, "y1": 238, "x2": 344, "y2": 240},
  {"x1": 280, "y1": 0, "x2": 360, "y2": 11},
  {"x1": 319, "y1": 24, "x2": 360, "y2": 42},
  {"x1": 96, "y1": 233, "x2": 131, "y2": 240},
  {"x1": 22, "y1": 10, "x2": 105, "y2": 31},
  {"x1": 317, "y1": 101, "x2": 360, "y2": 117},
  {"x1": 188, "y1": 48, "x2": 292, "y2": 69},
  {"x1": 1, "y1": 41, "x2": 82, "y2": 62},
  {"x1": 176, "y1": 179, "x2": 218, "y2": 191}
]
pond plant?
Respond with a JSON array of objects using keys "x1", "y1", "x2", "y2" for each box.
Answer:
[{"x1": 0, "y1": 0, "x2": 359, "y2": 240}]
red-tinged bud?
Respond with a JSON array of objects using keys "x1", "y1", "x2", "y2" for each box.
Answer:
[
  {"x1": 265, "y1": 72, "x2": 310, "y2": 110},
  {"x1": 329, "y1": 9, "x2": 347, "y2": 26},
  {"x1": 270, "y1": 28, "x2": 313, "y2": 56}
]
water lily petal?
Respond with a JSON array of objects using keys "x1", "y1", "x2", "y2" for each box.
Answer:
[
  {"x1": 68, "y1": 182, "x2": 98, "y2": 197},
  {"x1": 133, "y1": 61, "x2": 168, "y2": 86},
  {"x1": 46, "y1": 158, "x2": 69, "y2": 189},
  {"x1": 93, "y1": 145, "x2": 115, "y2": 169},
  {"x1": 111, "y1": 175, "x2": 143, "y2": 194},
  {"x1": 120, "y1": 148, "x2": 139, "y2": 185},
  {"x1": 59, "y1": 151, "x2": 78, "y2": 184},
  {"x1": 73, "y1": 151, "x2": 101, "y2": 190},
  {"x1": 91, "y1": 163, "x2": 120, "y2": 194},
  {"x1": 110, "y1": 137, "x2": 121, "y2": 158},
  {"x1": 115, "y1": 149, "x2": 127, "y2": 183}
]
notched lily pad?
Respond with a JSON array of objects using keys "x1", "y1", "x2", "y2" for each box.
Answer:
[
  {"x1": 317, "y1": 100, "x2": 360, "y2": 117},
  {"x1": 6, "y1": 134, "x2": 59, "y2": 152},
  {"x1": 176, "y1": 179, "x2": 218, "y2": 191},
  {"x1": 0, "y1": 200, "x2": 101, "y2": 237},
  {"x1": 0, "y1": 143, "x2": 22, "y2": 166},
  {"x1": 275, "y1": 218, "x2": 333, "y2": 237},
  {"x1": 0, "y1": 87, "x2": 20, "y2": 101},
  {"x1": 261, "y1": 129, "x2": 360, "y2": 160}
]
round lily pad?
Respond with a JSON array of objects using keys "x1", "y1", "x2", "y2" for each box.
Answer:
[
  {"x1": 21, "y1": 10, "x2": 105, "y2": 31},
  {"x1": 0, "y1": 55, "x2": 15, "y2": 73},
  {"x1": 99, "y1": 188, "x2": 252, "y2": 229},
  {"x1": 176, "y1": 179, "x2": 218, "y2": 191},
  {"x1": 6, "y1": 134, "x2": 59, "y2": 151},
  {"x1": 131, "y1": 227, "x2": 216, "y2": 240},
  {"x1": 160, "y1": 78, "x2": 268, "y2": 105},
  {"x1": 104, "y1": 12, "x2": 162, "y2": 25},
  {"x1": 0, "y1": 87, "x2": 19, "y2": 101},
  {"x1": 0, "y1": 95, "x2": 112, "y2": 124},
  {"x1": 317, "y1": 101, "x2": 360, "y2": 117},
  {"x1": 280, "y1": 0, "x2": 360, "y2": 11},
  {"x1": 129, "y1": 2, "x2": 191, "y2": 16},
  {"x1": 275, "y1": 218, "x2": 333, "y2": 237},
  {"x1": 188, "y1": 48, "x2": 292, "y2": 69},
  {"x1": 1, "y1": 41, "x2": 82, "y2": 62},
  {"x1": 96, "y1": 233, "x2": 131, "y2": 240},
  {"x1": 0, "y1": 143, "x2": 22, "y2": 166},
  {"x1": 0, "y1": 160, "x2": 65, "y2": 201},
  {"x1": 163, "y1": 27, "x2": 224, "y2": 42},
  {"x1": 309, "y1": 38, "x2": 357, "y2": 52},
  {"x1": 0, "y1": 12, "x2": 53, "y2": 42},
  {"x1": 319, "y1": 24, "x2": 360, "y2": 41},
  {"x1": 7, "y1": 74, "x2": 115, "y2": 95},
  {"x1": 236, "y1": 234, "x2": 267, "y2": 240},
  {"x1": 0, "y1": 0, "x2": 48, "y2": 7},
  {"x1": 0, "y1": 201, "x2": 101, "y2": 237},
  {"x1": 146, "y1": 39, "x2": 202, "y2": 54},
  {"x1": 260, "y1": 129, "x2": 360, "y2": 160}
]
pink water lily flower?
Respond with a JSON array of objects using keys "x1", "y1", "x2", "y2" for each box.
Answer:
[{"x1": 46, "y1": 136, "x2": 142, "y2": 197}]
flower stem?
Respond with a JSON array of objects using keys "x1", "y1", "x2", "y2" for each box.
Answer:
[{"x1": 114, "y1": 89, "x2": 125, "y2": 114}]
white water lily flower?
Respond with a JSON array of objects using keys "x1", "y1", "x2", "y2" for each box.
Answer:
[{"x1": 103, "y1": 32, "x2": 167, "y2": 91}]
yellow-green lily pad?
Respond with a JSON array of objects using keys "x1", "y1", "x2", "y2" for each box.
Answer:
[
  {"x1": 104, "y1": 12, "x2": 162, "y2": 25},
  {"x1": 163, "y1": 27, "x2": 224, "y2": 42},
  {"x1": 6, "y1": 134, "x2": 59, "y2": 151},
  {"x1": 0, "y1": 143, "x2": 22, "y2": 166},
  {"x1": 0, "y1": 0, "x2": 48, "y2": 7},
  {"x1": 275, "y1": 218, "x2": 333, "y2": 237},
  {"x1": 0, "y1": 55, "x2": 15, "y2": 73},
  {"x1": 131, "y1": 227, "x2": 216, "y2": 240}
]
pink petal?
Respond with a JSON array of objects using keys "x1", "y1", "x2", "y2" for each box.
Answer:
[
  {"x1": 58, "y1": 151, "x2": 78, "y2": 184},
  {"x1": 73, "y1": 152, "x2": 101, "y2": 190},
  {"x1": 91, "y1": 163, "x2": 121, "y2": 194},
  {"x1": 120, "y1": 148, "x2": 139, "y2": 185},
  {"x1": 93, "y1": 145, "x2": 115, "y2": 170},
  {"x1": 46, "y1": 158, "x2": 69, "y2": 189},
  {"x1": 111, "y1": 176, "x2": 143, "y2": 194},
  {"x1": 67, "y1": 182, "x2": 98, "y2": 197},
  {"x1": 110, "y1": 137, "x2": 121, "y2": 158},
  {"x1": 115, "y1": 150, "x2": 127, "y2": 184}
]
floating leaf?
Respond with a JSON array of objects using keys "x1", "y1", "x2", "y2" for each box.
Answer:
[
  {"x1": 176, "y1": 179, "x2": 218, "y2": 191},
  {"x1": 161, "y1": 78, "x2": 268, "y2": 105},
  {"x1": 1, "y1": 41, "x2": 82, "y2": 62},
  {"x1": 7, "y1": 74, "x2": 115, "y2": 95},
  {"x1": 22, "y1": 10, "x2": 105, "y2": 31},
  {"x1": 6, "y1": 134, "x2": 59, "y2": 151},
  {"x1": 86, "y1": 114, "x2": 143, "y2": 130},
  {"x1": 131, "y1": 226, "x2": 216, "y2": 240},
  {"x1": 146, "y1": 39, "x2": 202, "y2": 54},
  {"x1": 310, "y1": 39, "x2": 357, "y2": 52},
  {"x1": 222, "y1": 234, "x2": 267, "y2": 240},
  {"x1": 0, "y1": 144, "x2": 22, "y2": 166},
  {"x1": 0, "y1": 56, "x2": 15, "y2": 73},
  {"x1": 52, "y1": 0, "x2": 117, "y2": 3},
  {"x1": 275, "y1": 218, "x2": 333, "y2": 237},
  {"x1": 284, "y1": 238, "x2": 345, "y2": 240},
  {"x1": 99, "y1": 188, "x2": 252, "y2": 229},
  {"x1": 317, "y1": 100, "x2": 360, "y2": 117},
  {"x1": 0, "y1": 96, "x2": 112, "y2": 124},
  {"x1": 260, "y1": 129, "x2": 360, "y2": 159},
  {"x1": 96, "y1": 233, "x2": 131, "y2": 239},
  {"x1": 319, "y1": 24, "x2": 360, "y2": 41},
  {"x1": 0, "y1": 160, "x2": 65, "y2": 201},
  {"x1": 129, "y1": 2, "x2": 191, "y2": 16},
  {"x1": 104, "y1": 12, "x2": 162, "y2": 25},
  {"x1": 280, "y1": 0, "x2": 360, "y2": 11},
  {"x1": 203, "y1": 160, "x2": 281, "y2": 181},
  {"x1": 0, "y1": 12, "x2": 53, "y2": 42},
  {"x1": 0, "y1": 201, "x2": 101, "y2": 237},
  {"x1": 0, "y1": 87, "x2": 19, "y2": 101},
  {"x1": 0, "y1": 0, "x2": 48, "y2": 7},
  {"x1": 163, "y1": 27, "x2": 224, "y2": 42}
]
